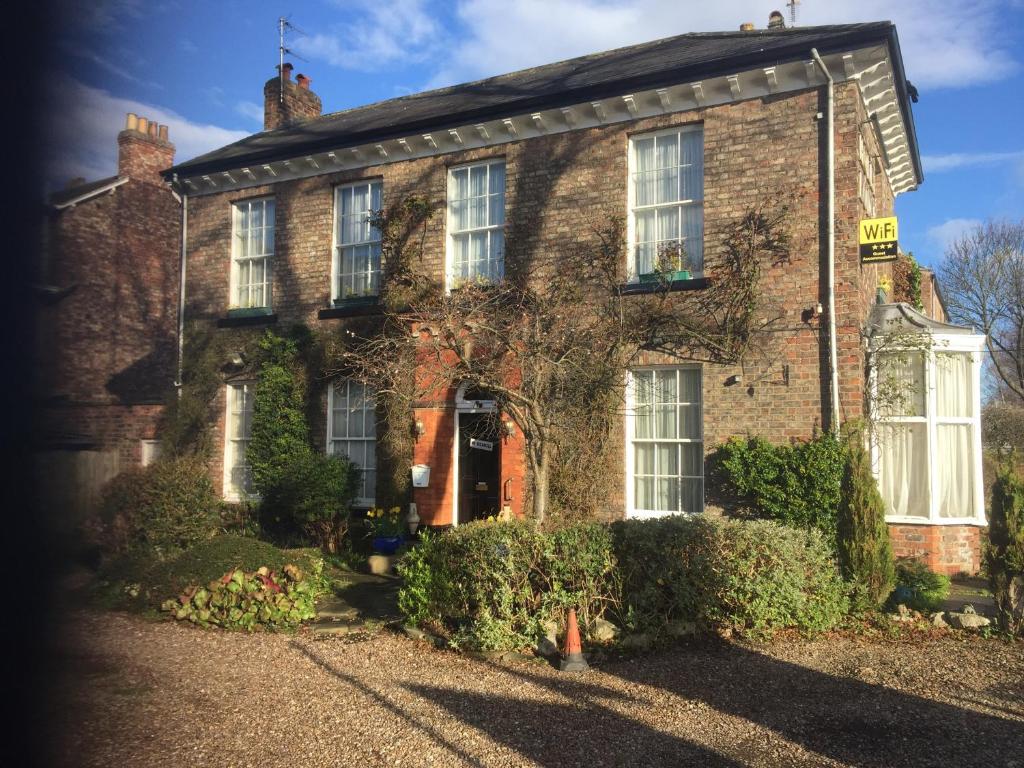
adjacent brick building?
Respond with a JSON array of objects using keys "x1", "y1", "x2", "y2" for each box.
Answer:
[
  {"x1": 36, "y1": 114, "x2": 180, "y2": 514},
  {"x1": 165, "y1": 21, "x2": 986, "y2": 573}
]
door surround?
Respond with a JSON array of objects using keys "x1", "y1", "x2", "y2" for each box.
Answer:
[{"x1": 452, "y1": 383, "x2": 498, "y2": 526}]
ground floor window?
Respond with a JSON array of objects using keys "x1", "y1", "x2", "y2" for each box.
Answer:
[
  {"x1": 626, "y1": 366, "x2": 703, "y2": 516},
  {"x1": 328, "y1": 379, "x2": 377, "y2": 506},
  {"x1": 140, "y1": 439, "x2": 161, "y2": 467},
  {"x1": 873, "y1": 345, "x2": 984, "y2": 524},
  {"x1": 224, "y1": 382, "x2": 255, "y2": 501}
]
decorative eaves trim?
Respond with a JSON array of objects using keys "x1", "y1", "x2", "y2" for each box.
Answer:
[
  {"x1": 52, "y1": 176, "x2": 128, "y2": 210},
  {"x1": 177, "y1": 45, "x2": 920, "y2": 199}
]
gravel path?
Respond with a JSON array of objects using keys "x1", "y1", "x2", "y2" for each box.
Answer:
[{"x1": 49, "y1": 611, "x2": 1023, "y2": 767}]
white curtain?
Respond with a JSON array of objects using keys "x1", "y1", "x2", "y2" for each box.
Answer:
[
  {"x1": 877, "y1": 352, "x2": 925, "y2": 417},
  {"x1": 877, "y1": 423, "x2": 928, "y2": 518},
  {"x1": 936, "y1": 424, "x2": 974, "y2": 518},
  {"x1": 935, "y1": 353, "x2": 972, "y2": 417}
]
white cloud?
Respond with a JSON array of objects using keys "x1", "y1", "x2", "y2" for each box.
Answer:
[
  {"x1": 295, "y1": 0, "x2": 445, "y2": 71},
  {"x1": 44, "y1": 75, "x2": 249, "y2": 190},
  {"x1": 401, "y1": 0, "x2": 1018, "y2": 91},
  {"x1": 235, "y1": 101, "x2": 264, "y2": 125},
  {"x1": 927, "y1": 218, "x2": 983, "y2": 253},
  {"x1": 923, "y1": 150, "x2": 1024, "y2": 173}
]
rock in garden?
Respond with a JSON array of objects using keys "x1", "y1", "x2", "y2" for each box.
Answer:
[
  {"x1": 536, "y1": 619, "x2": 559, "y2": 657},
  {"x1": 590, "y1": 618, "x2": 620, "y2": 643},
  {"x1": 667, "y1": 620, "x2": 698, "y2": 638},
  {"x1": 931, "y1": 612, "x2": 948, "y2": 628},
  {"x1": 946, "y1": 610, "x2": 991, "y2": 630},
  {"x1": 620, "y1": 633, "x2": 652, "y2": 651}
]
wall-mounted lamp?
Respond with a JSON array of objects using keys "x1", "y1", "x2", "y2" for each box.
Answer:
[
  {"x1": 227, "y1": 351, "x2": 245, "y2": 368},
  {"x1": 502, "y1": 419, "x2": 516, "y2": 438},
  {"x1": 413, "y1": 418, "x2": 425, "y2": 438},
  {"x1": 726, "y1": 374, "x2": 742, "y2": 386}
]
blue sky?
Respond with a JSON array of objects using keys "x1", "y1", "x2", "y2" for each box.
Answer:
[{"x1": 48, "y1": 0, "x2": 1024, "y2": 267}]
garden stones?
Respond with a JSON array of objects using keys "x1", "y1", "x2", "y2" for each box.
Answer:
[{"x1": 945, "y1": 604, "x2": 991, "y2": 630}]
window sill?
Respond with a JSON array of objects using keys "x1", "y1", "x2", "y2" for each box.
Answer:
[
  {"x1": 620, "y1": 277, "x2": 709, "y2": 296},
  {"x1": 318, "y1": 299, "x2": 383, "y2": 319},
  {"x1": 218, "y1": 309, "x2": 277, "y2": 328}
]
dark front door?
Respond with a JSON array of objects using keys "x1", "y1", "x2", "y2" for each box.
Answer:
[{"x1": 458, "y1": 412, "x2": 501, "y2": 524}]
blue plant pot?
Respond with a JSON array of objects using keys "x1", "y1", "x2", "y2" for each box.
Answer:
[{"x1": 372, "y1": 535, "x2": 404, "y2": 555}]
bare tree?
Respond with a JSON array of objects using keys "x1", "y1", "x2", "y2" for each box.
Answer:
[
  {"x1": 332, "y1": 198, "x2": 790, "y2": 525},
  {"x1": 938, "y1": 220, "x2": 1024, "y2": 403}
]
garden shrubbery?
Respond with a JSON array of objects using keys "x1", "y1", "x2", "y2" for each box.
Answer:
[
  {"x1": 987, "y1": 462, "x2": 1024, "y2": 634},
  {"x1": 891, "y1": 558, "x2": 950, "y2": 613},
  {"x1": 710, "y1": 433, "x2": 846, "y2": 545},
  {"x1": 398, "y1": 516, "x2": 847, "y2": 650},
  {"x1": 95, "y1": 456, "x2": 219, "y2": 555}
]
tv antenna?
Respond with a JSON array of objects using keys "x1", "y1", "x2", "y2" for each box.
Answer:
[
  {"x1": 278, "y1": 16, "x2": 308, "y2": 102},
  {"x1": 786, "y1": 0, "x2": 801, "y2": 26}
]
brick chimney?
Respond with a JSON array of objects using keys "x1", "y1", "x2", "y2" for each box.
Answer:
[
  {"x1": 117, "y1": 113, "x2": 175, "y2": 185},
  {"x1": 263, "y1": 63, "x2": 322, "y2": 131}
]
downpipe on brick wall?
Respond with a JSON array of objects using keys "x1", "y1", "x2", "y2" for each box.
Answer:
[
  {"x1": 811, "y1": 48, "x2": 840, "y2": 435},
  {"x1": 173, "y1": 173, "x2": 187, "y2": 399}
]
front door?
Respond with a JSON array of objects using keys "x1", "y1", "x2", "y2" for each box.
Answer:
[{"x1": 458, "y1": 412, "x2": 501, "y2": 524}]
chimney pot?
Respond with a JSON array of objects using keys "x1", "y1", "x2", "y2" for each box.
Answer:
[
  {"x1": 137, "y1": 116, "x2": 149, "y2": 134},
  {"x1": 296, "y1": 73, "x2": 311, "y2": 89},
  {"x1": 739, "y1": 22, "x2": 755, "y2": 31},
  {"x1": 278, "y1": 62, "x2": 294, "y2": 80},
  {"x1": 158, "y1": 124, "x2": 169, "y2": 141},
  {"x1": 126, "y1": 112, "x2": 138, "y2": 131},
  {"x1": 768, "y1": 11, "x2": 786, "y2": 28},
  {"x1": 148, "y1": 122, "x2": 158, "y2": 138}
]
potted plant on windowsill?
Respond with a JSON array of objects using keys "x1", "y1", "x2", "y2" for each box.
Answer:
[
  {"x1": 638, "y1": 246, "x2": 693, "y2": 284},
  {"x1": 365, "y1": 506, "x2": 406, "y2": 554}
]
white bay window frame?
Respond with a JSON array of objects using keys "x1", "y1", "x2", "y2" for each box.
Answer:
[
  {"x1": 332, "y1": 180, "x2": 383, "y2": 302},
  {"x1": 230, "y1": 197, "x2": 274, "y2": 310},
  {"x1": 626, "y1": 125, "x2": 704, "y2": 282},
  {"x1": 446, "y1": 159, "x2": 505, "y2": 289},
  {"x1": 870, "y1": 335, "x2": 986, "y2": 526},
  {"x1": 625, "y1": 366, "x2": 704, "y2": 518}
]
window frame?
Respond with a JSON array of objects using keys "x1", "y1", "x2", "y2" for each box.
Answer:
[
  {"x1": 326, "y1": 378, "x2": 378, "y2": 508},
  {"x1": 332, "y1": 179, "x2": 383, "y2": 303},
  {"x1": 624, "y1": 365, "x2": 704, "y2": 518},
  {"x1": 626, "y1": 124, "x2": 704, "y2": 283},
  {"x1": 445, "y1": 158, "x2": 506, "y2": 290},
  {"x1": 869, "y1": 335, "x2": 986, "y2": 526},
  {"x1": 229, "y1": 196, "x2": 275, "y2": 310},
  {"x1": 223, "y1": 381, "x2": 257, "y2": 502}
]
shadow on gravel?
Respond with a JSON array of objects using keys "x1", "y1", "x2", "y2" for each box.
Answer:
[{"x1": 601, "y1": 638, "x2": 1024, "y2": 768}]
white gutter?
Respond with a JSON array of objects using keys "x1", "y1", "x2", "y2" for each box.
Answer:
[
  {"x1": 811, "y1": 48, "x2": 841, "y2": 435},
  {"x1": 173, "y1": 174, "x2": 188, "y2": 398}
]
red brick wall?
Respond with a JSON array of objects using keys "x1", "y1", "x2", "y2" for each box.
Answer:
[
  {"x1": 889, "y1": 523, "x2": 982, "y2": 576},
  {"x1": 264, "y1": 72, "x2": 322, "y2": 131}
]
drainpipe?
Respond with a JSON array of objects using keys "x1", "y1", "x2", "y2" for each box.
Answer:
[
  {"x1": 173, "y1": 173, "x2": 188, "y2": 399},
  {"x1": 811, "y1": 48, "x2": 840, "y2": 435}
]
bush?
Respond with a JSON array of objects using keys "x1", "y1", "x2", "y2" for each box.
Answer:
[
  {"x1": 837, "y1": 437, "x2": 896, "y2": 611},
  {"x1": 95, "y1": 456, "x2": 219, "y2": 555},
  {"x1": 611, "y1": 516, "x2": 848, "y2": 638},
  {"x1": 398, "y1": 520, "x2": 616, "y2": 650},
  {"x1": 987, "y1": 463, "x2": 1024, "y2": 634},
  {"x1": 398, "y1": 516, "x2": 846, "y2": 649},
  {"x1": 711, "y1": 433, "x2": 846, "y2": 546},
  {"x1": 891, "y1": 558, "x2": 950, "y2": 613},
  {"x1": 260, "y1": 452, "x2": 361, "y2": 551},
  {"x1": 97, "y1": 533, "x2": 326, "y2": 610},
  {"x1": 161, "y1": 563, "x2": 320, "y2": 631}
]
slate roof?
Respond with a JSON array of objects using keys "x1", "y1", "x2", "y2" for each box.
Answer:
[
  {"x1": 166, "y1": 22, "x2": 920, "y2": 181},
  {"x1": 50, "y1": 175, "x2": 123, "y2": 208}
]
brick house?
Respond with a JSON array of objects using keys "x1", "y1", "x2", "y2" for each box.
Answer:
[
  {"x1": 36, "y1": 115, "x2": 181, "y2": 515},
  {"x1": 164, "y1": 20, "x2": 986, "y2": 574}
]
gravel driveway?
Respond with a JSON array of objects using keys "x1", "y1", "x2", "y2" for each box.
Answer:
[{"x1": 49, "y1": 611, "x2": 1023, "y2": 767}]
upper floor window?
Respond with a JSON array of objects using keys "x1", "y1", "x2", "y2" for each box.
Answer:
[
  {"x1": 626, "y1": 367, "x2": 703, "y2": 517},
  {"x1": 334, "y1": 180, "x2": 382, "y2": 301},
  {"x1": 447, "y1": 160, "x2": 505, "y2": 288},
  {"x1": 231, "y1": 197, "x2": 274, "y2": 309},
  {"x1": 629, "y1": 126, "x2": 704, "y2": 281},
  {"x1": 328, "y1": 379, "x2": 377, "y2": 506},
  {"x1": 224, "y1": 381, "x2": 256, "y2": 501}
]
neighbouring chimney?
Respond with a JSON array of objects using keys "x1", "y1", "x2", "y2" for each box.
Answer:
[
  {"x1": 264, "y1": 62, "x2": 322, "y2": 131},
  {"x1": 739, "y1": 22, "x2": 755, "y2": 31},
  {"x1": 768, "y1": 10, "x2": 786, "y2": 28},
  {"x1": 117, "y1": 112, "x2": 175, "y2": 185}
]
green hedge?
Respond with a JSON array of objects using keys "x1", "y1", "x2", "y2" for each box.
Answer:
[
  {"x1": 710, "y1": 434, "x2": 846, "y2": 546},
  {"x1": 398, "y1": 516, "x2": 847, "y2": 650}
]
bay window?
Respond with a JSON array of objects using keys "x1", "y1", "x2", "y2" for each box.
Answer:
[
  {"x1": 628, "y1": 126, "x2": 704, "y2": 280},
  {"x1": 626, "y1": 367, "x2": 703, "y2": 517}
]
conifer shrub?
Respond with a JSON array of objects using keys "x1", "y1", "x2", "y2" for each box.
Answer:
[
  {"x1": 987, "y1": 463, "x2": 1024, "y2": 634},
  {"x1": 837, "y1": 437, "x2": 896, "y2": 611},
  {"x1": 711, "y1": 433, "x2": 846, "y2": 546},
  {"x1": 891, "y1": 558, "x2": 950, "y2": 613}
]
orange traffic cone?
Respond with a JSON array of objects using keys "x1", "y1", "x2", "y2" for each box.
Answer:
[{"x1": 559, "y1": 608, "x2": 589, "y2": 672}]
